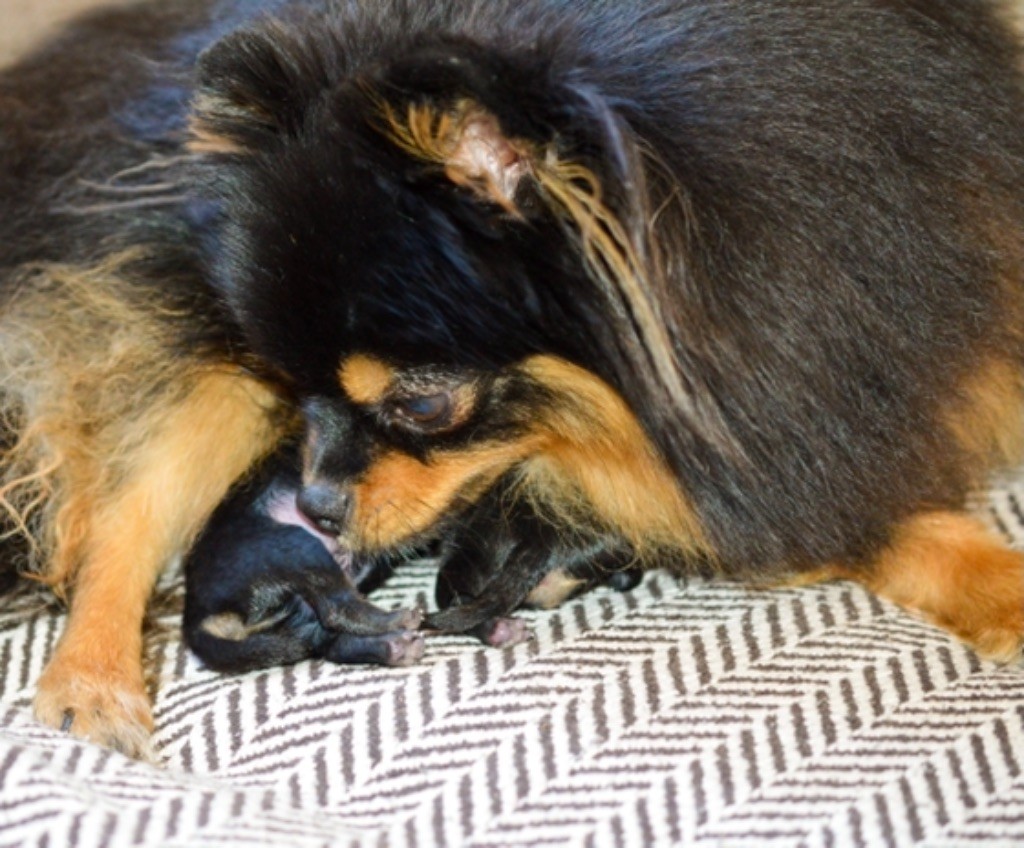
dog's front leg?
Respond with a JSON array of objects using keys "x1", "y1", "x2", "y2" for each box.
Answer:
[{"x1": 33, "y1": 369, "x2": 284, "y2": 758}]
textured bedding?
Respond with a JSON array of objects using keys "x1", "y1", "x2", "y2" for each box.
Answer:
[{"x1": 1, "y1": 472, "x2": 1023, "y2": 847}]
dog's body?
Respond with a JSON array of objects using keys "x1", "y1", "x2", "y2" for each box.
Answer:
[{"x1": 3, "y1": 0, "x2": 1024, "y2": 755}]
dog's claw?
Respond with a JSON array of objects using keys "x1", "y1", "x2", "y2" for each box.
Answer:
[{"x1": 34, "y1": 661, "x2": 155, "y2": 760}]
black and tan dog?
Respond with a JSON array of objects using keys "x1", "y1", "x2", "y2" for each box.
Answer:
[{"x1": 3, "y1": 0, "x2": 1024, "y2": 757}]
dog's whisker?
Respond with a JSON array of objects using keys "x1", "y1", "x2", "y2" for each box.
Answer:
[
  {"x1": 52, "y1": 196, "x2": 190, "y2": 216},
  {"x1": 76, "y1": 179, "x2": 180, "y2": 196}
]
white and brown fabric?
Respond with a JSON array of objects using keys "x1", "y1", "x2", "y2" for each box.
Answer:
[{"x1": 0, "y1": 475, "x2": 1023, "y2": 847}]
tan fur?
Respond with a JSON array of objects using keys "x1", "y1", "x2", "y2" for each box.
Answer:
[
  {"x1": 379, "y1": 98, "x2": 529, "y2": 214},
  {"x1": 0, "y1": 254, "x2": 289, "y2": 753},
  {"x1": 998, "y1": 0, "x2": 1024, "y2": 53},
  {"x1": 529, "y1": 160, "x2": 683, "y2": 416},
  {"x1": 944, "y1": 357, "x2": 1024, "y2": 474},
  {"x1": 0, "y1": 252, "x2": 195, "y2": 586},
  {"x1": 186, "y1": 94, "x2": 252, "y2": 155},
  {"x1": 33, "y1": 367, "x2": 284, "y2": 756},
  {"x1": 864, "y1": 512, "x2": 1024, "y2": 661},
  {"x1": 793, "y1": 513, "x2": 1024, "y2": 663},
  {"x1": 338, "y1": 354, "x2": 395, "y2": 405},
  {"x1": 200, "y1": 612, "x2": 252, "y2": 641},
  {"x1": 344, "y1": 353, "x2": 707, "y2": 564},
  {"x1": 525, "y1": 568, "x2": 589, "y2": 609},
  {"x1": 351, "y1": 441, "x2": 536, "y2": 550},
  {"x1": 945, "y1": 183, "x2": 1024, "y2": 477},
  {"x1": 187, "y1": 124, "x2": 246, "y2": 156},
  {"x1": 519, "y1": 355, "x2": 708, "y2": 562},
  {"x1": 200, "y1": 610, "x2": 284, "y2": 641}
]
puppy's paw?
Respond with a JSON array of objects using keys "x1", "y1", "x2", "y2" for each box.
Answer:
[
  {"x1": 476, "y1": 616, "x2": 532, "y2": 648},
  {"x1": 383, "y1": 630, "x2": 426, "y2": 666},
  {"x1": 34, "y1": 657, "x2": 154, "y2": 760},
  {"x1": 322, "y1": 629, "x2": 425, "y2": 667}
]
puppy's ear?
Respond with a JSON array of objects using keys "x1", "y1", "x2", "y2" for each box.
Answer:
[{"x1": 189, "y1": 25, "x2": 326, "y2": 155}]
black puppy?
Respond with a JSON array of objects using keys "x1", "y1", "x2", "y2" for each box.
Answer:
[
  {"x1": 5, "y1": 0, "x2": 1024, "y2": 758},
  {"x1": 184, "y1": 445, "x2": 424, "y2": 672}
]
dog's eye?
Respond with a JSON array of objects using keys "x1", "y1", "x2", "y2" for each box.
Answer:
[{"x1": 391, "y1": 392, "x2": 453, "y2": 429}]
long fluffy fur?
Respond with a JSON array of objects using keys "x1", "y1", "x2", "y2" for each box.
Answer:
[
  {"x1": 5, "y1": 0, "x2": 1024, "y2": 752},
  {"x1": 192, "y1": 1, "x2": 1024, "y2": 563}
]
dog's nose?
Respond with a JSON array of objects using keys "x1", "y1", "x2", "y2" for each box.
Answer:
[{"x1": 296, "y1": 483, "x2": 352, "y2": 537}]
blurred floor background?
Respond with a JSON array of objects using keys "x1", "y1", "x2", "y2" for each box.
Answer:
[{"x1": 0, "y1": 0, "x2": 136, "y2": 63}]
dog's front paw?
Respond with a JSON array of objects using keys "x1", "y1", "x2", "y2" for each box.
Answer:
[{"x1": 34, "y1": 655, "x2": 154, "y2": 759}]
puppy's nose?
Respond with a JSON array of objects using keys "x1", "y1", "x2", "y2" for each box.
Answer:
[{"x1": 296, "y1": 484, "x2": 352, "y2": 537}]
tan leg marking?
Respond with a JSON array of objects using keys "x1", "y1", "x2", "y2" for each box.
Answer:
[
  {"x1": 784, "y1": 513, "x2": 1024, "y2": 662},
  {"x1": 860, "y1": 512, "x2": 1023, "y2": 662},
  {"x1": 525, "y1": 569, "x2": 588, "y2": 609},
  {"x1": 944, "y1": 357, "x2": 1024, "y2": 476},
  {"x1": 33, "y1": 370, "x2": 284, "y2": 756}
]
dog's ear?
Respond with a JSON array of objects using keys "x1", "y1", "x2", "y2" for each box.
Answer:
[
  {"x1": 377, "y1": 98, "x2": 535, "y2": 214},
  {"x1": 189, "y1": 25, "x2": 327, "y2": 155},
  {"x1": 374, "y1": 44, "x2": 564, "y2": 213},
  {"x1": 378, "y1": 47, "x2": 739, "y2": 457},
  {"x1": 375, "y1": 44, "x2": 649, "y2": 222}
]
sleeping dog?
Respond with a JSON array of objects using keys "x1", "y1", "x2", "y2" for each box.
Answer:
[{"x1": 3, "y1": 0, "x2": 1024, "y2": 757}]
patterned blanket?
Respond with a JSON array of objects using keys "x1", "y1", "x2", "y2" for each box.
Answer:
[
  {"x1": 1, "y1": 474, "x2": 1023, "y2": 847},
  {"x1": 3, "y1": 2, "x2": 1024, "y2": 845}
]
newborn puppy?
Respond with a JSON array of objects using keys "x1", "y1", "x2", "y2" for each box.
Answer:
[
  {"x1": 185, "y1": 446, "x2": 642, "y2": 665},
  {"x1": 184, "y1": 446, "x2": 424, "y2": 672}
]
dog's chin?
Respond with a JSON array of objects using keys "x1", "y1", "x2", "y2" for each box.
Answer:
[{"x1": 350, "y1": 527, "x2": 446, "y2": 577}]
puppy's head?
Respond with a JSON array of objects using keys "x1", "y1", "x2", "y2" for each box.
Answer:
[{"x1": 189, "y1": 24, "x2": 711, "y2": 560}]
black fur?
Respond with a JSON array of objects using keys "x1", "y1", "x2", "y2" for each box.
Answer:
[
  {"x1": 190, "y1": 0, "x2": 1024, "y2": 635},
  {"x1": 184, "y1": 447, "x2": 422, "y2": 671},
  {"x1": 193, "y1": 3, "x2": 1024, "y2": 542},
  {"x1": 428, "y1": 475, "x2": 644, "y2": 636},
  {"x1": 5, "y1": 0, "x2": 1024, "y2": 687}
]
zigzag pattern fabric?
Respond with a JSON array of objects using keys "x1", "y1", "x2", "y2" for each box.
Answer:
[{"x1": 2, "y1": 480, "x2": 1024, "y2": 846}]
